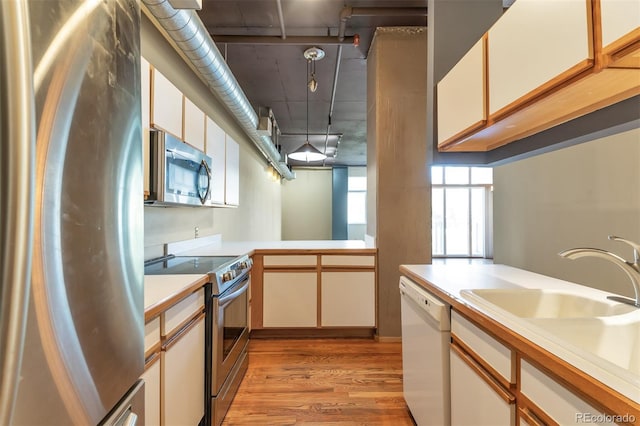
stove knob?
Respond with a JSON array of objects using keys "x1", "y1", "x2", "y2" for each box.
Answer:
[
  {"x1": 239, "y1": 261, "x2": 249, "y2": 269},
  {"x1": 222, "y1": 271, "x2": 235, "y2": 282}
]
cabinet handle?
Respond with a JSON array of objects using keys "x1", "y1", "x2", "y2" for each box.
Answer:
[{"x1": 451, "y1": 341, "x2": 515, "y2": 404}]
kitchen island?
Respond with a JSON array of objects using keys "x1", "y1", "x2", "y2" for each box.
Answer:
[
  {"x1": 164, "y1": 236, "x2": 378, "y2": 336},
  {"x1": 401, "y1": 264, "x2": 639, "y2": 425}
]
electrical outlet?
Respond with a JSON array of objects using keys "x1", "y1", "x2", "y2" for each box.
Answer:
[{"x1": 194, "y1": 226, "x2": 199, "y2": 238}]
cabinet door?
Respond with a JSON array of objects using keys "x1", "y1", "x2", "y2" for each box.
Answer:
[
  {"x1": 321, "y1": 271, "x2": 375, "y2": 327},
  {"x1": 450, "y1": 344, "x2": 516, "y2": 425},
  {"x1": 520, "y1": 359, "x2": 614, "y2": 425},
  {"x1": 140, "y1": 358, "x2": 160, "y2": 426},
  {"x1": 263, "y1": 272, "x2": 317, "y2": 327},
  {"x1": 600, "y1": 0, "x2": 640, "y2": 68},
  {"x1": 205, "y1": 116, "x2": 225, "y2": 205},
  {"x1": 437, "y1": 37, "x2": 486, "y2": 147},
  {"x1": 488, "y1": 0, "x2": 592, "y2": 116},
  {"x1": 163, "y1": 317, "x2": 205, "y2": 426},
  {"x1": 183, "y1": 97, "x2": 205, "y2": 152},
  {"x1": 225, "y1": 135, "x2": 240, "y2": 206},
  {"x1": 151, "y1": 68, "x2": 183, "y2": 138},
  {"x1": 600, "y1": 0, "x2": 640, "y2": 52},
  {"x1": 141, "y1": 57, "x2": 151, "y2": 194}
]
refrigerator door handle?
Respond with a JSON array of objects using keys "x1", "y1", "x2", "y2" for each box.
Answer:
[{"x1": 0, "y1": 1, "x2": 36, "y2": 425}]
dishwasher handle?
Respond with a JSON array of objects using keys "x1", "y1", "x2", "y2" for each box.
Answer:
[{"x1": 399, "y1": 276, "x2": 450, "y2": 331}]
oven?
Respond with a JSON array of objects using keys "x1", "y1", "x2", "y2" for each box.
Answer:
[{"x1": 208, "y1": 266, "x2": 250, "y2": 426}]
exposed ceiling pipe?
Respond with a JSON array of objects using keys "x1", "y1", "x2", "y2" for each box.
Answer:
[
  {"x1": 338, "y1": 6, "x2": 428, "y2": 41},
  {"x1": 323, "y1": 45, "x2": 342, "y2": 165},
  {"x1": 140, "y1": 0, "x2": 295, "y2": 180},
  {"x1": 210, "y1": 35, "x2": 357, "y2": 46},
  {"x1": 275, "y1": 0, "x2": 286, "y2": 39}
]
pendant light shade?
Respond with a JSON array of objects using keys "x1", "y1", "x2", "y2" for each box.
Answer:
[
  {"x1": 288, "y1": 141, "x2": 326, "y2": 162},
  {"x1": 288, "y1": 47, "x2": 327, "y2": 163}
]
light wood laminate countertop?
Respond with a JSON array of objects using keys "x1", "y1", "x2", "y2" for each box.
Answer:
[
  {"x1": 144, "y1": 274, "x2": 209, "y2": 321},
  {"x1": 400, "y1": 264, "x2": 640, "y2": 416}
]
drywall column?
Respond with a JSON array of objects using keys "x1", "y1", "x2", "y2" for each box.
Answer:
[{"x1": 367, "y1": 28, "x2": 430, "y2": 338}]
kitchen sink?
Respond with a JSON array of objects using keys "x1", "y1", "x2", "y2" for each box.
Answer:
[{"x1": 461, "y1": 288, "x2": 636, "y2": 319}]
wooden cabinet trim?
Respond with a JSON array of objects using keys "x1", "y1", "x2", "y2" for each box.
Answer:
[
  {"x1": 399, "y1": 266, "x2": 640, "y2": 420},
  {"x1": 320, "y1": 265, "x2": 376, "y2": 272},
  {"x1": 145, "y1": 341, "x2": 162, "y2": 365},
  {"x1": 163, "y1": 312, "x2": 206, "y2": 351},
  {"x1": 263, "y1": 266, "x2": 318, "y2": 272},
  {"x1": 517, "y1": 403, "x2": 556, "y2": 426},
  {"x1": 451, "y1": 341, "x2": 515, "y2": 405}
]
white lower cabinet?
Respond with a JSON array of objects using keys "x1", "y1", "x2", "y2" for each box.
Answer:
[
  {"x1": 520, "y1": 359, "x2": 615, "y2": 425},
  {"x1": 321, "y1": 271, "x2": 375, "y2": 326},
  {"x1": 263, "y1": 272, "x2": 317, "y2": 327},
  {"x1": 141, "y1": 358, "x2": 161, "y2": 426},
  {"x1": 450, "y1": 343, "x2": 516, "y2": 425},
  {"x1": 163, "y1": 316, "x2": 205, "y2": 426}
]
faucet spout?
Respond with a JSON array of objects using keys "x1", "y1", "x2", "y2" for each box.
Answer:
[{"x1": 558, "y1": 247, "x2": 640, "y2": 308}]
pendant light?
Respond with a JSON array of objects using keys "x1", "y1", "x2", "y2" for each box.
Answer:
[{"x1": 288, "y1": 47, "x2": 327, "y2": 162}]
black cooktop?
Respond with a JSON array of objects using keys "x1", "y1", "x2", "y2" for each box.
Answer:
[{"x1": 144, "y1": 255, "x2": 237, "y2": 276}]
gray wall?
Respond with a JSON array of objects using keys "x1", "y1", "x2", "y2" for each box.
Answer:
[
  {"x1": 281, "y1": 169, "x2": 332, "y2": 240},
  {"x1": 141, "y1": 13, "x2": 282, "y2": 258},
  {"x1": 493, "y1": 128, "x2": 640, "y2": 298}
]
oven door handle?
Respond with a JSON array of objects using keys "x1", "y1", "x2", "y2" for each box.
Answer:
[{"x1": 218, "y1": 279, "x2": 249, "y2": 308}]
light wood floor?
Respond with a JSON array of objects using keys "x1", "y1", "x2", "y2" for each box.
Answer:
[{"x1": 222, "y1": 338, "x2": 415, "y2": 425}]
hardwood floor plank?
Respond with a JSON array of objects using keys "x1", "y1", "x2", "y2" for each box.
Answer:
[{"x1": 223, "y1": 338, "x2": 415, "y2": 425}]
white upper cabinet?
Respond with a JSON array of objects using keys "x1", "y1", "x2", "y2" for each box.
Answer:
[
  {"x1": 600, "y1": 0, "x2": 640, "y2": 50},
  {"x1": 488, "y1": 0, "x2": 592, "y2": 116},
  {"x1": 183, "y1": 96, "x2": 205, "y2": 152},
  {"x1": 205, "y1": 116, "x2": 226, "y2": 205},
  {"x1": 437, "y1": 37, "x2": 486, "y2": 148},
  {"x1": 225, "y1": 136, "x2": 240, "y2": 206},
  {"x1": 150, "y1": 67, "x2": 183, "y2": 139}
]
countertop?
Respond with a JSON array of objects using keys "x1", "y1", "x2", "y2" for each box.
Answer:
[
  {"x1": 400, "y1": 264, "x2": 640, "y2": 406},
  {"x1": 144, "y1": 274, "x2": 208, "y2": 320}
]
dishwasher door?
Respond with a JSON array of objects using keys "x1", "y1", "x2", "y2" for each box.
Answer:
[{"x1": 399, "y1": 276, "x2": 451, "y2": 426}]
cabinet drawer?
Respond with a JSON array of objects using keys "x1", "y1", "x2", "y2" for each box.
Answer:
[
  {"x1": 520, "y1": 359, "x2": 613, "y2": 425},
  {"x1": 263, "y1": 255, "x2": 317, "y2": 267},
  {"x1": 321, "y1": 255, "x2": 375, "y2": 267},
  {"x1": 263, "y1": 272, "x2": 317, "y2": 327},
  {"x1": 144, "y1": 316, "x2": 161, "y2": 354},
  {"x1": 451, "y1": 310, "x2": 514, "y2": 384},
  {"x1": 163, "y1": 289, "x2": 205, "y2": 337}
]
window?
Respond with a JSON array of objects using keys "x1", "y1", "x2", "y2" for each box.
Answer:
[
  {"x1": 432, "y1": 166, "x2": 493, "y2": 258},
  {"x1": 347, "y1": 176, "x2": 366, "y2": 224}
]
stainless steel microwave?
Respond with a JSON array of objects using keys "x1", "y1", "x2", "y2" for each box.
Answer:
[{"x1": 146, "y1": 131, "x2": 213, "y2": 207}]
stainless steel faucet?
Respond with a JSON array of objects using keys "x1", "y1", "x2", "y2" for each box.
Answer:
[{"x1": 558, "y1": 235, "x2": 640, "y2": 308}]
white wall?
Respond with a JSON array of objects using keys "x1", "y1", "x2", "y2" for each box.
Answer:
[
  {"x1": 493, "y1": 128, "x2": 640, "y2": 297},
  {"x1": 141, "y1": 14, "x2": 281, "y2": 259},
  {"x1": 281, "y1": 169, "x2": 332, "y2": 240}
]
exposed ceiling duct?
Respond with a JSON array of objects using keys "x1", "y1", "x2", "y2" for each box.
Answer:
[{"x1": 140, "y1": 0, "x2": 295, "y2": 180}]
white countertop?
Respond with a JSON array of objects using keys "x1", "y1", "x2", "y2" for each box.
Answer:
[
  {"x1": 401, "y1": 264, "x2": 640, "y2": 404},
  {"x1": 144, "y1": 274, "x2": 207, "y2": 313},
  {"x1": 176, "y1": 239, "x2": 373, "y2": 257}
]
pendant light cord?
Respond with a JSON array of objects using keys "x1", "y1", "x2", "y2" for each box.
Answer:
[{"x1": 306, "y1": 59, "x2": 310, "y2": 144}]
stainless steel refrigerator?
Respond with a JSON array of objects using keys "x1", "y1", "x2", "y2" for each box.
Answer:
[{"x1": 0, "y1": 0, "x2": 145, "y2": 424}]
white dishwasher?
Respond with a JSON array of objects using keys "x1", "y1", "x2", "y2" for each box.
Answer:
[{"x1": 399, "y1": 276, "x2": 451, "y2": 426}]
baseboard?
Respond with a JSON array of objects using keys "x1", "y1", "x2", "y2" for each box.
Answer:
[
  {"x1": 250, "y1": 328, "x2": 376, "y2": 339},
  {"x1": 375, "y1": 336, "x2": 402, "y2": 343}
]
